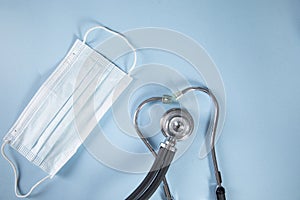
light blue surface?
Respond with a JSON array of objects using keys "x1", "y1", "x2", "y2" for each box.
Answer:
[{"x1": 1, "y1": 0, "x2": 300, "y2": 199}]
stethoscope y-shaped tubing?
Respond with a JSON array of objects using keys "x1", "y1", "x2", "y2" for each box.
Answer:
[{"x1": 134, "y1": 87, "x2": 223, "y2": 186}]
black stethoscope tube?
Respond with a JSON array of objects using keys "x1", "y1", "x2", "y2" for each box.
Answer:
[
  {"x1": 216, "y1": 186, "x2": 226, "y2": 200},
  {"x1": 126, "y1": 147, "x2": 168, "y2": 200},
  {"x1": 138, "y1": 149, "x2": 175, "y2": 200},
  {"x1": 126, "y1": 147, "x2": 175, "y2": 200}
]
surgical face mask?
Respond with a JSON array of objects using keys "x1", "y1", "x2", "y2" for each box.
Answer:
[{"x1": 1, "y1": 25, "x2": 136, "y2": 198}]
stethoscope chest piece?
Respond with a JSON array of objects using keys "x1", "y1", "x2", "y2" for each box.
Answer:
[{"x1": 160, "y1": 108, "x2": 194, "y2": 141}]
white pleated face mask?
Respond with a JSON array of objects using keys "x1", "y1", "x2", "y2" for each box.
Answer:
[{"x1": 1, "y1": 25, "x2": 136, "y2": 198}]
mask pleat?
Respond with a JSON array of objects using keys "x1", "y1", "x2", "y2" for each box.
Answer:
[
  {"x1": 29, "y1": 53, "x2": 115, "y2": 172},
  {"x1": 28, "y1": 56, "x2": 99, "y2": 155}
]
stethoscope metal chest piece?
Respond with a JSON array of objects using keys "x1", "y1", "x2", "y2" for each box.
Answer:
[{"x1": 160, "y1": 108, "x2": 194, "y2": 141}]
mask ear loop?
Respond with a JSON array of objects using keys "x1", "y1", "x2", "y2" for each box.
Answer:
[
  {"x1": 82, "y1": 25, "x2": 137, "y2": 74},
  {"x1": 1, "y1": 141, "x2": 51, "y2": 198}
]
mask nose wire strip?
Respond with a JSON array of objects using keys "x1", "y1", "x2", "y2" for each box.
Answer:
[
  {"x1": 1, "y1": 141, "x2": 51, "y2": 198},
  {"x1": 179, "y1": 87, "x2": 223, "y2": 187},
  {"x1": 133, "y1": 97, "x2": 173, "y2": 200},
  {"x1": 82, "y1": 25, "x2": 137, "y2": 74}
]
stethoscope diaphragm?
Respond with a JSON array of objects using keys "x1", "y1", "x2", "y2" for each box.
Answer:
[{"x1": 160, "y1": 108, "x2": 194, "y2": 141}]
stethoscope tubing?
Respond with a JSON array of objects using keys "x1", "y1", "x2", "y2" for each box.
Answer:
[
  {"x1": 126, "y1": 146, "x2": 175, "y2": 200},
  {"x1": 137, "y1": 149, "x2": 175, "y2": 200}
]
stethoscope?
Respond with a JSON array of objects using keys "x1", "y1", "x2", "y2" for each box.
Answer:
[{"x1": 126, "y1": 86, "x2": 226, "y2": 200}]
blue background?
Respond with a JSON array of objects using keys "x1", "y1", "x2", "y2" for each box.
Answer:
[{"x1": 1, "y1": 0, "x2": 300, "y2": 199}]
